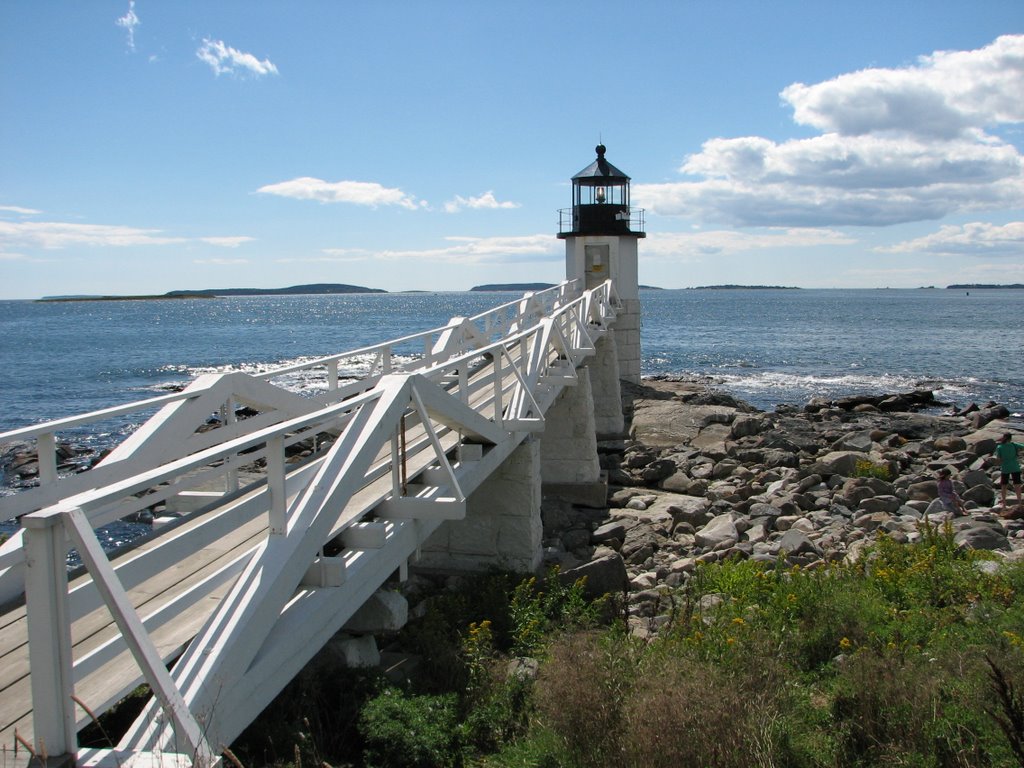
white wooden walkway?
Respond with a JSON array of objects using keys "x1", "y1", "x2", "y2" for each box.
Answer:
[{"x1": 0, "y1": 280, "x2": 619, "y2": 767}]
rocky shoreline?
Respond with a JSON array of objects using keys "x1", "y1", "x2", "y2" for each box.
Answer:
[
  {"x1": 4, "y1": 378, "x2": 1022, "y2": 623},
  {"x1": 543, "y1": 377, "x2": 1023, "y2": 638}
]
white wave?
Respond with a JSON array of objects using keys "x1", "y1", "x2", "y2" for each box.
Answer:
[
  {"x1": 145, "y1": 352, "x2": 420, "y2": 397},
  {"x1": 713, "y1": 370, "x2": 924, "y2": 393}
]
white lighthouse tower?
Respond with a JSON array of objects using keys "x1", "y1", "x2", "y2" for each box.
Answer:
[{"x1": 558, "y1": 144, "x2": 645, "y2": 384}]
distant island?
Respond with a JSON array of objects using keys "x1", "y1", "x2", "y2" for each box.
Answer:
[
  {"x1": 39, "y1": 283, "x2": 386, "y2": 302},
  {"x1": 470, "y1": 283, "x2": 555, "y2": 292},
  {"x1": 165, "y1": 283, "x2": 386, "y2": 297},
  {"x1": 946, "y1": 283, "x2": 1024, "y2": 290},
  {"x1": 690, "y1": 285, "x2": 800, "y2": 290}
]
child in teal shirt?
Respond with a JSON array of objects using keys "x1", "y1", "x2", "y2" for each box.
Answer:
[{"x1": 994, "y1": 432, "x2": 1024, "y2": 516}]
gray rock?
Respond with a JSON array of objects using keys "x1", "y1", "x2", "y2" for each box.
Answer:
[
  {"x1": 954, "y1": 523, "x2": 1010, "y2": 552},
  {"x1": 592, "y1": 520, "x2": 629, "y2": 545},
  {"x1": 695, "y1": 513, "x2": 739, "y2": 549},
  {"x1": 660, "y1": 474, "x2": 708, "y2": 496},
  {"x1": 559, "y1": 553, "x2": 629, "y2": 598},
  {"x1": 962, "y1": 484, "x2": 995, "y2": 506},
  {"x1": 859, "y1": 495, "x2": 902, "y2": 514},
  {"x1": 747, "y1": 502, "x2": 780, "y2": 518},
  {"x1": 561, "y1": 528, "x2": 593, "y2": 552},
  {"x1": 961, "y1": 469, "x2": 991, "y2": 488},
  {"x1": 832, "y1": 432, "x2": 874, "y2": 452},
  {"x1": 691, "y1": 422, "x2": 733, "y2": 459},
  {"x1": 933, "y1": 435, "x2": 967, "y2": 453},
  {"x1": 808, "y1": 451, "x2": 863, "y2": 477},
  {"x1": 640, "y1": 458, "x2": 677, "y2": 484},
  {"x1": 621, "y1": 525, "x2": 663, "y2": 562},
  {"x1": 772, "y1": 529, "x2": 821, "y2": 558},
  {"x1": 731, "y1": 414, "x2": 766, "y2": 438},
  {"x1": 971, "y1": 406, "x2": 1009, "y2": 430}
]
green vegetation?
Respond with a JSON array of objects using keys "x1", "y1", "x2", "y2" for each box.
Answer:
[
  {"x1": 854, "y1": 457, "x2": 894, "y2": 481},
  {"x1": 228, "y1": 528, "x2": 1024, "y2": 767}
]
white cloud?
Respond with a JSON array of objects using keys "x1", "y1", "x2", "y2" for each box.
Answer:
[
  {"x1": 636, "y1": 34, "x2": 1024, "y2": 228},
  {"x1": 643, "y1": 228, "x2": 856, "y2": 260},
  {"x1": 115, "y1": 1, "x2": 140, "y2": 52},
  {"x1": 312, "y1": 235, "x2": 558, "y2": 265},
  {"x1": 0, "y1": 219, "x2": 253, "y2": 251},
  {"x1": 199, "y1": 236, "x2": 256, "y2": 248},
  {"x1": 0, "y1": 221, "x2": 184, "y2": 249},
  {"x1": 879, "y1": 221, "x2": 1024, "y2": 257},
  {"x1": 257, "y1": 177, "x2": 421, "y2": 210},
  {"x1": 444, "y1": 191, "x2": 520, "y2": 213},
  {"x1": 0, "y1": 205, "x2": 41, "y2": 216},
  {"x1": 291, "y1": 250, "x2": 371, "y2": 263},
  {"x1": 193, "y1": 258, "x2": 250, "y2": 265},
  {"x1": 783, "y1": 34, "x2": 1024, "y2": 139},
  {"x1": 196, "y1": 38, "x2": 278, "y2": 78}
]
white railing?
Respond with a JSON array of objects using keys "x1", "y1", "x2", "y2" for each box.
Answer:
[
  {"x1": 0, "y1": 282, "x2": 579, "y2": 524},
  {"x1": 5, "y1": 279, "x2": 619, "y2": 763}
]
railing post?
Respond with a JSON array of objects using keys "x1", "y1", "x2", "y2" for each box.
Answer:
[
  {"x1": 37, "y1": 431, "x2": 58, "y2": 487},
  {"x1": 328, "y1": 360, "x2": 339, "y2": 391},
  {"x1": 23, "y1": 510, "x2": 76, "y2": 758},
  {"x1": 493, "y1": 351, "x2": 504, "y2": 427},
  {"x1": 268, "y1": 435, "x2": 286, "y2": 535},
  {"x1": 224, "y1": 397, "x2": 239, "y2": 493}
]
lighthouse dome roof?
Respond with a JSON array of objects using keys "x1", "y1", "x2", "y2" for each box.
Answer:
[{"x1": 572, "y1": 144, "x2": 630, "y2": 184}]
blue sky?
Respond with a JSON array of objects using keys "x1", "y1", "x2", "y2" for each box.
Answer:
[{"x1": 2, "y1": 1, "x2": 1023, "y2": 299}]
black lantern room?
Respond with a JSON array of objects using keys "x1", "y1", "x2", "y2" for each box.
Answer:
[{"x1": 558, "y1": 144, "x2": 645, "y2": 238}]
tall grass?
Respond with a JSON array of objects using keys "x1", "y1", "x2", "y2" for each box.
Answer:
[
  {"x1": 227, "y1": 532, "x2": 1024, "y2": 767},
  {"x1": 520, "y1": 525, "x2": 1024, "y2": 768}
]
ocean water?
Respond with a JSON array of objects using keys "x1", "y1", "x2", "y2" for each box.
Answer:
[
  {"x1": 1, "y1": 287, "x2": 1021, "y2": 547},
  {"x1": 640, "y1": 287, "x2": 1024, "y2": 415},
  {"x1": 0, "y1": 287, "x2": 1022, "y2": 453}
]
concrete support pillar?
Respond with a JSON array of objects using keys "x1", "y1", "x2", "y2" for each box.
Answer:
[
  {"x1": 589, "y1": 334, "x2": 625, "y2": 438},
  {"x1": 614, "y1": 298, "x2": 642, "y2": 385},
  {"x1": 540, "y1": 366, "x2": 601, "y2": 485},
  {"x1": 538, "y1": 366, "x2": 607, "y2": 508},
  {"x1": 418, "y1": 438, "x2": 542, "y2": 574}
]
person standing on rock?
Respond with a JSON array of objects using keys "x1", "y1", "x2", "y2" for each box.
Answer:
[
  {"x1": 936, "y1": 468, "x2": 966, "y2": 516},
  {"x1": 994, "y1": 432, "x2": 1024, "y2": 517}
]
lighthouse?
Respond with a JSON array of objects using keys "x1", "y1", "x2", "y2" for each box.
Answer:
[{"x1": 558, "y1": 144, "x2": 645, "y2": 384}]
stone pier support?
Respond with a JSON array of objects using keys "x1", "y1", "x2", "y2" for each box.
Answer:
[
  {"x1": 540, "y1": 366, "x2": 600, "y2": 484},
  {"x1": 539, "y1": 366, "x2": 607, "y2": 508},
  {"x1": 614, "y1": 298, "x2": 642, "y2": 385},
  {"x1": 588, "y1": 333, "x2": 625, "y2": 438},
  {"x1": 418, "y1": 438, "x2": 542, "y2": 574}
]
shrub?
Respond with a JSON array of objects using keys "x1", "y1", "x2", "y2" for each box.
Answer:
[{"x1": 358, "y1": 687, "x2": 460, "y2": 768}]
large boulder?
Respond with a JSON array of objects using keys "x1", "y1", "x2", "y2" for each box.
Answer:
[
  {"x1": 808, "y1": 451, "x2": 863, "y2": 477},
  {"x1": 559, "y1": 552, "x2": 629, "y2": 599},
  {"x1": 695, "y1": 513, "x2": 739, "y2": 550},
  {"x1": 954, "y1": 522, "x2": 1010, "y2": 552}
]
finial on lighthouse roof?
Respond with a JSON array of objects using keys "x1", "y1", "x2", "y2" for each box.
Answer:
[{"x1": 572, "y1": 144, "x2": 629, "y2": 182}]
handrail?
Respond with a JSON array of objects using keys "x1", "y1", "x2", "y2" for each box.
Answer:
[
  {"x1": 11, "y1": 281, "x2": 612, "y2": 533},
  {"x1": 10, "y1": 278, "x2": 617, "y2": 759},
  {"x1": 0, "y1": 281, "x2": 585, "y2": 493}
]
